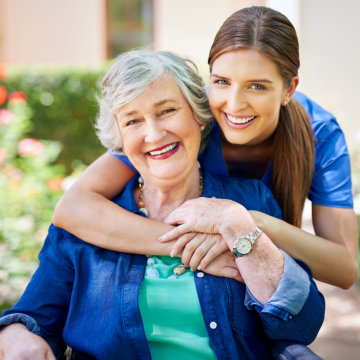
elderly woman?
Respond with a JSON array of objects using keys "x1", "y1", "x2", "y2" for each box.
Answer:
[{"x1": 0, "y1": 50, "x2": 324, "y2": 360}]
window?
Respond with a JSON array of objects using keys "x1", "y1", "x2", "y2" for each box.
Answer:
[{"x1": 107, "y1": 0, "x2": 153, "y2": 58}]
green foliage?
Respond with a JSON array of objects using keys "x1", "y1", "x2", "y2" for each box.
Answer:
[
  {"x1": 0, "y1": 78, "x2": 85, "y2": 313},
  {"x1": 3, "y1": 67, "x2": 107, "y2": 172}
]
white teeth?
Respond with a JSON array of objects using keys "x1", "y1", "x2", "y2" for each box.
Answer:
[
  {"x1": 149, "y1": 143, "x2": 177, "y2": 155},
  {"x1": 226, "y1": 114, "x2": 255, "y2": 124}
]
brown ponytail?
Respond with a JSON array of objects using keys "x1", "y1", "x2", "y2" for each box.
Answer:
[
  {"x1": 272, "y1": 100, "x2": 314, "y2": 226},
  {"x1": 208, "y1": 6, "x2": 315, "y2": 226}
]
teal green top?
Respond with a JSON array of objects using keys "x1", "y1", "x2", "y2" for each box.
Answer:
[{"x1": 138, "y1": 256, "x2": 217, "y2": 359}]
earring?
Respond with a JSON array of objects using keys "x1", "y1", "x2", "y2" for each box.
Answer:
[
  {"x1": 282, "y1": 100, "x2": 288, "y2": 106},
  {"x1": 200, "y1": 125, "x2": 206, "y2": 131}
]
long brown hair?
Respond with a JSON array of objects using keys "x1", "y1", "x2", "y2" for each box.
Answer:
[{"x1": 208, "y1": 6, "x2": 315, "y2": 227}]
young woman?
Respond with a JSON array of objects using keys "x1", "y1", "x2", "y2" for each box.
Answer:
[{"x1": 52, "y1": 6, "x2": 358, "y2": 289}]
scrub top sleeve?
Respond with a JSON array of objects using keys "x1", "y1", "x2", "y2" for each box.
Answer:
[{"x1": 309, "y1": 125, "x2": 353, "y2": 208}]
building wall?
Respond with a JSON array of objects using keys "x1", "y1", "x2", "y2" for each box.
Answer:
[
  {"x1": 298, "y1": 0, "x2": 360, "y2": 148},
  {"x1": 152, "y1": 0, "x2": 265, "y2": 77},
  {"x1": 0, "y1": 0, "x2": 106, "y2": 66}
]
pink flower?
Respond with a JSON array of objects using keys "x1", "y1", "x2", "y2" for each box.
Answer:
[
  {"x1": 0, "y1": 148, "x2": 6, "y2": 166},
  {"x1": 9, "y1": 91, "x2": 27, "y2": 104},
  {"x1": 0, "y1": 109, "x2": 14, "y2": 125},
  {"x1": 18, "y1": 138, "x2": 44, "y2": 157},
  {"x1": 0, "y1": 85, "x2": 7, "y2": 105}
]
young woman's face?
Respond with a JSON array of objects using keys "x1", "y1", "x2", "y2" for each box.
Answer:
[
  {"x1": 209, "y1": 49, "x2": 295, "y2": 146},
  {"x1": 116, "y1": 75, "x2": 201, "y2": 187}
]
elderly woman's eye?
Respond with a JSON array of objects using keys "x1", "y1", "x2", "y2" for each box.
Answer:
[
  {"x1": 126, "y1": 119, "x2": 139, "y2": 126},
  {"x1": 162, "y1": 108, "x2": 175, "y2": 115}
]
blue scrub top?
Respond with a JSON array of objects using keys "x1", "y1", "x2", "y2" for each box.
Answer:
[{"x1": 111, "y1": 92, "x2": 353, "y2": 209}]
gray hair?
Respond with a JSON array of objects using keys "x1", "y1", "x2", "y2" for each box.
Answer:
[{"x1": 95, "y1": 49, "x2": 213, "y2": 151}]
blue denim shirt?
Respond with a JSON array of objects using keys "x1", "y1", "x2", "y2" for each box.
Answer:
[{"x1": 0, "y1": 171, "x2": 325, "y2": 360}]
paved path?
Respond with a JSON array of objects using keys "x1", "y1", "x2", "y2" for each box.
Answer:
[{"x1": 309, "y1": 282, "x2": 360, "y2": 359}]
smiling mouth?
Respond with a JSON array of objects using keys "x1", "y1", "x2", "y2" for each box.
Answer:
[
  {"x1": 148, "y1": 142, "x2": 178, "y2": 156},
  {"x1": 226, "y1": 114, "x2": 256, "y2": 124}
]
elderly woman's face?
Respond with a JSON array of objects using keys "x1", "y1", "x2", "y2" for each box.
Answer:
[{"x1": 116, "y1": 75, "x2": 201, "y2": 185}]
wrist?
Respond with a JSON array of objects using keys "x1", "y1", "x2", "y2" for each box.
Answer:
[{"x1": 219, "y1": 204, "x2": 257, "y2": 249}]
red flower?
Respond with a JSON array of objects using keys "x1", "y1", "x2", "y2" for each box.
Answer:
[
  {"x1": 18, "y1": 138, "x2": 44, "y2": 157},
  {"x1": 9, "y1": 91, "x2": 27, "y2": 104},
  {"x1": 0, "y1": 109, "x2": 14, "y2": 125},
  {"x1": 0, "y1": 85, "x2": 7, "y2": 105},
  {"x1": 0, "y1": 63, "x2": 8, "y2": 80}
]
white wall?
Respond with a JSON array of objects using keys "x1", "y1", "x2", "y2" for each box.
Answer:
[
  {"x1": 0, "y1": 0, "x2": 106, "y2": 66},
  {"x1": 152, "y1": 0, "x2": 265, "y2": 77},
  {"x1": 297, "y1": 0, "x2": 360, "y2": 149}
]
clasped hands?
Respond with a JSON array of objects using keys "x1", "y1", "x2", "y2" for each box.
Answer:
[{"x1": 159, "y1": 197, "x2": 259, "y2": 282}]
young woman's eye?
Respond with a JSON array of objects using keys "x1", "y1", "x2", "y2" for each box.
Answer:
[
  {"x1": 213, "y1": 79, "x2": 229, "y2": 85},
  {"x1": 250, "y1": 83, "x2": 265, "y2": 90}
]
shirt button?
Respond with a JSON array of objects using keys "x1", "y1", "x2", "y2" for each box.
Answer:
[
  {"x1": 197, "y1": 272, "x2": 204, "y2": 278},
  {"x1": 209, "y1": 321, "x2": 217, "y2": 329}
]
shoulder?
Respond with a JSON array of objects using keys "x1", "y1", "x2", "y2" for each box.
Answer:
[
  {"x1": 294, "y1": 91, "x2": 345, "y2": 142},
  {"x1": 203, "y1": 170, "x2": 282, "y2": 218}
]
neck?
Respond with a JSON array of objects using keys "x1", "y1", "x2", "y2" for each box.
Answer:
[
  {"x1": 136, "y1": 163, "x2": 202, "y2": 221},
  {"x1": 221, "y1": 132, "x2": 275, "y2": 163}
]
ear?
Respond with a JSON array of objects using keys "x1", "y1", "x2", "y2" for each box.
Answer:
[{"x1": 283, "y1": 76, "x2": 299, "y2": 104}]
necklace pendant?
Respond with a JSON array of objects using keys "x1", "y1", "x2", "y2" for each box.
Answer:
[
  {"x1": 139, "y1": 207, "x2": 148, "y2": 216},
  {"x1": 173, "y1": 264, "x2": 186, "y2": 276}
]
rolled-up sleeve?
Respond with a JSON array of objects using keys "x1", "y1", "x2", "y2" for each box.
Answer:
[
  {"x1": 244, "y1": 251, "x2": 325, "y2": 343},
  {"x1": 244, "y1": 250, "x2": 310, "y2": 320},
  {"x1": 0, "y1": 313, "x2": 41, "y2": 335}
]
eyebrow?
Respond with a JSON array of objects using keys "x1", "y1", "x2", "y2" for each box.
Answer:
[{"x1": 211, "y1": 73, "x2": 273, "y2": 83}]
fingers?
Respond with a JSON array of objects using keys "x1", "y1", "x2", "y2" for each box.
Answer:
[
  {"x1": 181, "y1": 234, "x2": 214, "y2": 270},
  {"x1": 170, "y1": 232, "x2": 197, "y2": 257},
  {"x1": 197, "y1": 240, "x2": 228, "y2": 270},
  {"x1": 159, "y1": 223, "x2": 192, "y2": 243}
]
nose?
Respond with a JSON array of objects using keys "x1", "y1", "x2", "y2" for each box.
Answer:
[
  {"x1": 227, "y1": 87, "x2": 247, "y2": 113},
  {"x1": 144, "y1": 119, "x2": 167, "y2": 143}
]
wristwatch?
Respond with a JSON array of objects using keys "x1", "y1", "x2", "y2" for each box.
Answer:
[{"x1": 232, "y1": 226, "x2": 262, "y2": 257}]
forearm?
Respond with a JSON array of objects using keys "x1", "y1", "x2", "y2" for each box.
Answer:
[
  {"x1": 53, "y1": 188, "x2": 174, "y2": 255},
  {"x1": 250, "y1": 210, "x2": 358, "y2": 288},
  {"x1": 233, "y1": 234, "x2": 284, "y2": 304},
  {"x1": 219, "y1": 204, "x2": 284, "y2": 304}
]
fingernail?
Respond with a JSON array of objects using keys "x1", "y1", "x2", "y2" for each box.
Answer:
[
  {"x1": 158, "y1": 236, "x2": 164, "y2": 242},
  {"x1": 197, "y1": 265, "x2": 202, "y2": 271},
  {"x1": 170, "y1": 249, "x2": 175, "y2": 257}
]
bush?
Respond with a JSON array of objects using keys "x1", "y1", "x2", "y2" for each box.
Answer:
[
  {"x1": 2, "y1": 66, "x2": 107, "y2": 173},
  {"x1": 0, "y1": 66, "x2": 85, "y2": 313}
]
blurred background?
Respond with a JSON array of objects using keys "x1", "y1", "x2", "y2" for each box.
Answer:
[{"x1": 0, "y1": 0, "x2": 359, "y2": 358}]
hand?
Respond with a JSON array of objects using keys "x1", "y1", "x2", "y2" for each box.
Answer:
[
  {"x1": 0, "y1": 323, "x2": 55, "y2": 360},
  {"x1": 202, "y1": 251, "x2": 244, "y2": 282},
  {"x1": 161, "y1": 197, "x2": 254, "y2": 241},
  {"x1": 171, "y1": 232, "x2": 229, "y2": 272}
]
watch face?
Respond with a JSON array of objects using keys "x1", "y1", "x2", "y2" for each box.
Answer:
[{"x1": 235, "y1": 238, "x2": 252, "y2": 255}]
